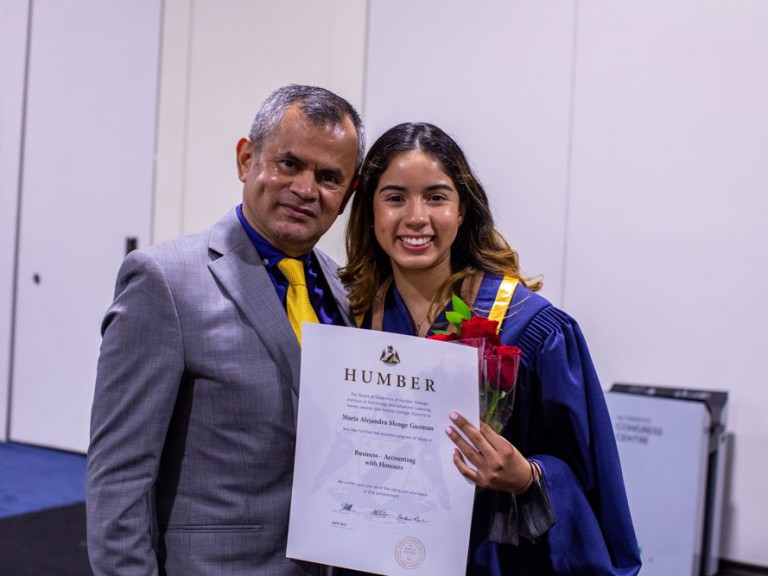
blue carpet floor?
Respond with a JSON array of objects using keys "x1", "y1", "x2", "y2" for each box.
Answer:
[
  {"x1": 0, "y1": 441, "x2": 87, "y2": 518},
  {"x1": 1, "y1": 441, "x2": 765, "y2": 575}
]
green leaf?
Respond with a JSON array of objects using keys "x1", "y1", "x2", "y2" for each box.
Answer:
[
  {"x1": 451, "y1": 294, "x2": 472, "y2": 320},
  {"x1": 445, "y1": 311, "x2": 466, "y2": 327},
  {"x1": 431, "y1": 329, "x2": 448, "y2": 335}
]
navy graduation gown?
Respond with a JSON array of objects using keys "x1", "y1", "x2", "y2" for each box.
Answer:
[{"x1": 361, "y1": 274, "x2": 641, "y2": 576}]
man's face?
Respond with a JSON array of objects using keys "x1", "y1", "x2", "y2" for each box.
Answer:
[{"x1": 237, "y1": 104, "x2": 359, "y2": 257}]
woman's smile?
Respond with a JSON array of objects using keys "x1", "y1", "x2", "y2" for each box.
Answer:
[{"x1": 399, "y1": 235, "x2": 433, "y2": 248}]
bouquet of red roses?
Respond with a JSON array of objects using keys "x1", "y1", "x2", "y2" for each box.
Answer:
[{"x1": 429, "y1": 295, "x2": 521, "y2": 433}]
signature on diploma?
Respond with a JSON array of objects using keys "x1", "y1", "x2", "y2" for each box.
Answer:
[{"x1": 338, "y1": 503, "x2": 429, "y2": 524}]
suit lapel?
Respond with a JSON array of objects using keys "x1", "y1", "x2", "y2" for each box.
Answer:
[
  {"x1": 205, "y1": 211, "x2": 354, "y2": 426},
  {"x1": 207, "y1": 211, "x2": 301, "y2": 405}
]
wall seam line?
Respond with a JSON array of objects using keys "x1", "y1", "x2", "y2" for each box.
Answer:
[
  {"x1": 7, "y1": 0, "x2": 35, "y2": 441},
  {"x1": 560, "y1": 0, "x2": 580, "y2": 309}
]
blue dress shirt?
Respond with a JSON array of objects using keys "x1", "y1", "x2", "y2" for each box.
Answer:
[{"x1": 236, "y1": 204, "x2": 343, "y2": 326}]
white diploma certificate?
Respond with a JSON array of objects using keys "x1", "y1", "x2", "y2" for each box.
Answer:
[{"x1": 287, "y1": 323, "x2": 480, "y2": 576}]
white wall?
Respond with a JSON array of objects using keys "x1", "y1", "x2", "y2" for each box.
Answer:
[
  {"x1": 566, "y1": 1, "x2": 768, "y2": 566},
  {"x1": 364, "y1": 0, "x2": 768, "y2": 567},
  {"x1": 9, "y1": 0, "x2": 162, "y2": 452},
  {"x1": 0, "y1": 0, "x2": 30, "y2": 441}
]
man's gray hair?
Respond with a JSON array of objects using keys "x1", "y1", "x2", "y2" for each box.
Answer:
[{"x1": 248, "y1": 84, "x2": 366, "y2": 172}]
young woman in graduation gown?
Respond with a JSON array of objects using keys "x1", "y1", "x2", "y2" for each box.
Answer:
[{"x1": 337, "y1": 122, "x2": 641, "y2": 576}]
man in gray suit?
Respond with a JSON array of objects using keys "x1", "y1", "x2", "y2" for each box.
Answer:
[{"x1": 86, "y1": 85, "x2": 365, "y2": 575}]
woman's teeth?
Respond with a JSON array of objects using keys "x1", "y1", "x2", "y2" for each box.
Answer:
[{"x1": 401, "y1": 237, "x2": 431, "y2": 246}]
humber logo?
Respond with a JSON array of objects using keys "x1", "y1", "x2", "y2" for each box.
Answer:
[{"x1": 379, "y1": 345, "x2": 400, "y2": 365}]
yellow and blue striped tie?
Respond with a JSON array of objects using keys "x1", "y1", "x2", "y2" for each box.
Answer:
[{"x1": 277, "y1": 258, "x2": 319, "y2": 345}]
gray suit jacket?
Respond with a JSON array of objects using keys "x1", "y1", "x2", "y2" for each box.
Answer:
[{"x1": 86, "y1": 209, "x2": 351, "y2": 575}]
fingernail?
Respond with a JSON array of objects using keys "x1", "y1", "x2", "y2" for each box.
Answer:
[
  {"x1": 449, "y1": 411, "x2": 458, "y2": 421},
  {"x1": 445, "y1": 426, "x2": 453, "y2": 436}
]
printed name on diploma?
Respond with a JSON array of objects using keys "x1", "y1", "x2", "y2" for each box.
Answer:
[{"x1": 342, "y1": 413, "x2": 435, "y2": 433}]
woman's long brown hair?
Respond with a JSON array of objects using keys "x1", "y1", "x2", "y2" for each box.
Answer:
[{"x1": 340, "y1": 122, "x2": 541, "y2": 317}]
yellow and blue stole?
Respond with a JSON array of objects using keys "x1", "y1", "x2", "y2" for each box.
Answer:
[
  {"x1": 462, "y1": 274, "x2": 519, "y2": 335},
  {"x1": 367, "y1": 273, "x2": 519, "y2": 336}
]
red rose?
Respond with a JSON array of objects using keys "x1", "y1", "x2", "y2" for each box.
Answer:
[
  {"x1": 459, "y1": 316, "x2": 500, "y2": 346},
  {"x1": 485, "y1": 345, "x2": 521, "y2": 392},
  {"x1": 428, "y1": 333, "x2": 458, "y2": 342}
]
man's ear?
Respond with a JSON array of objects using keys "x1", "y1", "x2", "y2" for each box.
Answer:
[
  {"x1": 235, "y1": 138, "x2": 253, "y2": 182},
  {"x1": 338, "y1": 176, "x2": 360, "y2": 214}
]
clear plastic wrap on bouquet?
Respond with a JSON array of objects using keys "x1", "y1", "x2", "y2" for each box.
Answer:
[
  {"x1": 482, "y1": 351, "x2": 520, "y2": 432},
  {"x1": 428, "y1": 295, "x2": 521, "y2": 432}
]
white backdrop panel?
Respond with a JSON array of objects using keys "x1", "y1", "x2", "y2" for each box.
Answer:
[
  {"x1": 11, "y1": 0, "x2": 161, "y2": 452},
  {"x1": 364, "y1": 0, "x2": 576, "y2": 304},
  {"x1": 0, "y1": 0, "x2": 30, "y2": 441},
  {"x1": 566, "y1": 1, "x2": 768, "y2": 566}
]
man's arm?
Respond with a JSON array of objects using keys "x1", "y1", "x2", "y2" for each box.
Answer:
[{"x1": 86, "y1": 250, "x2": 185, "y2": 575}]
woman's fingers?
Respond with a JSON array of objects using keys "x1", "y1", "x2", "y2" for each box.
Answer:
[
  {"x1": 444, "y1": 423, "x2": 483, "y2": 467},
  {"x1": 445, "y1": 411, "x2": 495, "y2": 485},
  {"x1": 452, "y1": 449, "x2": 479, "y2": 483},
  {"x1": 447, "y1": 411, "x2": 495, "y2": 455},
  {"x1": 445, "y1": 411, "x2": 530, "y2": 492}
]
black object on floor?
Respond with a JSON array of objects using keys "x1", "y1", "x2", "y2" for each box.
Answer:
[
  {"x1": 719, "y1": 560, "x2": 768, "y2": 576},
  {"x1": 0, "y1": 502, "x2": 92, "y2": 575}
]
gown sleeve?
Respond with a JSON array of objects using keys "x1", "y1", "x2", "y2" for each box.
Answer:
[{"x1": 488, "y1": 304, "x2": 641, "y2": 575}]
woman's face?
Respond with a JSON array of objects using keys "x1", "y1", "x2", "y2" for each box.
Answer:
[{"x1": 373, "y1": 149, "x2": 464, "y2": 279}]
